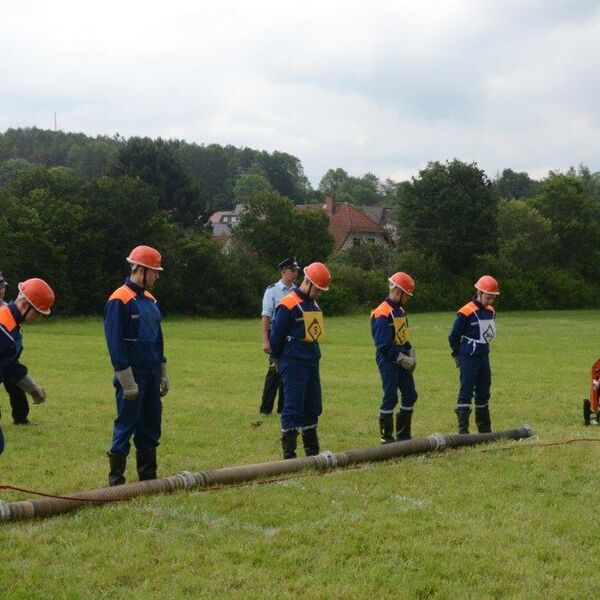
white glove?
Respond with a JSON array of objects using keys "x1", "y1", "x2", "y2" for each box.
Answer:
[
  {"x1": 116, "y1": 367, "x2": 139, "y2": 401},
  {"x1": 396, "y1": 352, "x2": 416, "y2": 373},
  {"x1": 160, "y1": 363, "x2": 170, "y2": 397},
  {"x1": 17, "y1": 375, "x2": 47, "y2": 404},
  {"x1": 593, "y1": 379, "x2": 600, "y2": 391}
]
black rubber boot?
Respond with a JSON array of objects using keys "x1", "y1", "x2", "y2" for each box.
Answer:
[
  {"x1": 136, "y1": 448, "x2": 158, "y2": 481},
  {"x1": 108, "y1": 452, "x2": 127, "y2": 487},
  {"x1": 395, "y1": 410, "x2": 413, "y2": 441},
  {"x1": 475, "y1": 406, "x2": 492, "y2": 434},
  {"x1": 302, "y1": 428, "x2": 320, "y2": 456},
  {"x1": 456, "y1": 408, "x2": 471, "y2": 434},
  {"x1": 281, "y1": 430, "x2": 298, "y2": 459},
  {"x1": 379, "y1": 414, "x2": 394, "y2": 443}
]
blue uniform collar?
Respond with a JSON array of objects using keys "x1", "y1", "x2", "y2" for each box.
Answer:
[
  {"x1": 385, "y1": 296, "x2": 401, "y2": 310},
  {"x1": 125, "y1": 278, "x2": 146, "y2": 296},
  {"x1": 295, "y1": 288, "x2": 312, "y2": 302},
  {"x1": 472, "y1": 296, "x2": 488, "y2": 311},
  {"x1": 7, "y1": 301, "x2": 24, "y2": 325}
]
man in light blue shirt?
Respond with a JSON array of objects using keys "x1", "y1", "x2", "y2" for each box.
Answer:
[{"x1": 257, "y1": 258, "x2": 299, "y2": 419}]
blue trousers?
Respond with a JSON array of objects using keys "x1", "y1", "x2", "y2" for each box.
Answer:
[
  {"x1": 377, "y1": 360, "x2": 418, "y2": 414},
  {"x1": 457, "y1": 353, "x2": 491, "y2": 408},
  {"x1": 280, "y1": 359, "x2": 322, "y2": 431},
  {"x1": 110, "y1": 366, "x2": 162, "y2": 455}
]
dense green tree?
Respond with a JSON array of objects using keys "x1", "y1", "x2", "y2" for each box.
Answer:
[
  {"x1": 0, "y1": 158, "x2": 35, "y2": 187},
  {"x1": 534, "y1": 172, "x2": 600, "y2": 279},
  {"x1": 497, "y1": 199, "x2": 557, "y2": 269},
  {"x1": 234, "y1": 191, "x2": 333, "y2": 266},
  {"x1": 396, "y1": 160, "x2": 498, "y2": 274},
  {"x1": 318, "y1": 168, "x2": 350, "y2": 196},
  {"x1": 110, "y1": 137, "x2": 205, "y2": 227},
  {"x1": 493, "y1": 168, "x2": 540, "y2": 199},
  {"x1": 233, "y1": 171, "x2": 274, "y2": 204},
  {"x1": 318, "y1": 169, "x2": 390, "y2": 206}
]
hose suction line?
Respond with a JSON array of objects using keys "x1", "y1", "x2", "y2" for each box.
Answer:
[{"x1": 0, "y1": 425, "x2": 533, "y2": 522}]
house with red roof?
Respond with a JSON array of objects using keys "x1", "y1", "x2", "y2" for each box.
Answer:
[
  {"x1": 208, "y1": 197, "x2": 390, "y2": 253},
  {"x1": 297, "y1": 196, "x2": 389, "y2": 252}
]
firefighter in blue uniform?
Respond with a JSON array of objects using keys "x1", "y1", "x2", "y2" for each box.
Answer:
[
  {"x1": 269, "y1": 262, "x2": 331, "y2": 459},
  {"x1": 449, "y1": 275, "x2": 499, "y2": 434},
  {"x1": 371, "y1": 272, "x2": 417, "y2": 442},
  {"x1": 0, "y1": 278, "x2": 55, "y2": 455},
  {"x1": 104, "y1": 245, "x2": 169, "y2": 486},
  {"x1": 0, "y1": 271, "x2": 31, "y2": 425},
  {"x1": 258, "y1": 257, "x2": 299, "y2": 419}
]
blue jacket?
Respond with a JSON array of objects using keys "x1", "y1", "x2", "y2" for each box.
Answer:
[
  {"x1": 269, "y1": 289, "x2": 321, "y2": 363},
  {"x1": 0, "y1": 302, "x2": 28, "y2": 384},
  {"x1": 448, "y1": 297, "x2": 496, "y2": 357},
  {"x1": 104, "y1": 279, "x2": 165, "y2": 371},
  {"x1": 371, "y1": 297, "x2": 412, "y2": 364}
]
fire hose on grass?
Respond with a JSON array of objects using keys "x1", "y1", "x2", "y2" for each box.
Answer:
[{"x1": 0, "y1": 425, "x2": 533, "y2": 522}]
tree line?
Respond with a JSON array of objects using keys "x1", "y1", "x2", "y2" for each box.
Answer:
[{"x1": 1, "y1": 127, "x2": 600, "y2": 316}]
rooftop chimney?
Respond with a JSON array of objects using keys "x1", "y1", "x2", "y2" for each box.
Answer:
[{"x1": 324, "y1": 196, "x2": 336, "y2": 214}]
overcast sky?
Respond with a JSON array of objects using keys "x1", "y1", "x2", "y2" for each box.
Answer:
[{"x1": 1, "y1": 0, "x2": 599, "y2": 186}]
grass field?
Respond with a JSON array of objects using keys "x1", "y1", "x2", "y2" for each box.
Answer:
[{"x1": 0, "y1": 311, "x2": 599, "y2": 599}]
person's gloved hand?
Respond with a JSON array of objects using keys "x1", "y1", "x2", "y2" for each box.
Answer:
[
  {"x1": 396, "y1": 352, "x2": 416, "y2": 372},
  {"x1": 116, "y1": 367, "x2": 139, "y2": 401},
  {"x1": 452, "y1": 354, "x2": 461, "y2": 369},
  {"x1": 593, "y1": 379, "x2": 600, "y2": 391},
  {"x1": 17, "y1": 374, "x2": 46, "y2": 404},
  {"x1": 160, "y1": 363, "x2": 170, "y2": 397}
]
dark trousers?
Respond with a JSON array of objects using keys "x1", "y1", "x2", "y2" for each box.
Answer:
[
  {"x1": 110, "y1": 366, "x2": 162, "y2": 455},
  {"x1": 280, "y1": 359, "x2": 322, "y2": 431},
  {"x1": 457, "y1": 353, "x2": 491, "y2": 408},
  {"x1": 0, "y1": 418, "x2": 4, "y2": 455},
  {"x1": 259, "y1": 356, "x2": 283, "y2": 414},
  {"x1": 377, "y1": 360, "x2": 418, "y2": 415},
  {"x1": 4, "y1": 378, "x2": 29, "y2": 424}
]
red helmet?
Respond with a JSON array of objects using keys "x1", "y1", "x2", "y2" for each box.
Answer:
[
  {"x1": 388, "y1": 272, "x2": 415, "y2": 297},
  {"x1": 18, "y1": 278, "x2": 55, "y2": 315},
  {"x1": 474, "y1": 275, "x2": 499, "y2": 295},
  {"x1": 303, "y1": 262, "x2": 331, "y2": 291},
  {"x1": 126, "y1": 245, "x2": 163, "y2": 271}
]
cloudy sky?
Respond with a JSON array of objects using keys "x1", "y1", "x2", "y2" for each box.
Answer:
[{"x1": 1, "y1": 0, "x2": 599, "y2": 185}]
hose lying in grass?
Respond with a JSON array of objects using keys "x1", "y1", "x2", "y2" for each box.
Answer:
[{"x1": 0, "y1": 425, "x2": 533, "y2": 522}]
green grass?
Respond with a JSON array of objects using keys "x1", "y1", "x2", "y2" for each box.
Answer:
[{"x1": 0, "y1": 311, "x2": 598, "y2": 599}]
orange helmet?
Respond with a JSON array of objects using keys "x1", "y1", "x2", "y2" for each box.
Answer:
[
  {"x1": 388, "y1": 272, "x2": 415, "y2": 296},
  {"x1": 18, "y1": 278, "x2": 55, "y2": 315},
  {"x1": 474, "y1": 275, "x2": 499, "y2": 295},
  {"x1": 126, "y1": 245, "x2": 163, "y2": 271},
  {"x1": 303, "y1": 262, "x2": 331, "y2": 291}
]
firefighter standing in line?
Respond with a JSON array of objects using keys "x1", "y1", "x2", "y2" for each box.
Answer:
[
  {"x1": 370, "y1": 272, "x2": 418, "y2": 443},
  {"x1": 257, "y1": 257, "x2": 299, "y2": 419},
  {"x1": 449, "y1": 275, "x2": 499, "y2": 434},
  {"x1": 269, "y1": 262, "x2": 331, "y2": 459},
  {"x1": 0, "y1": 278, "x2": 55, "y2": 455},
  {"x1": 104, "y1": 245, "x2": 169, "y2": 486},
  {"x1": 0, "y1": 271, "x2": 31, "y2": 425}
]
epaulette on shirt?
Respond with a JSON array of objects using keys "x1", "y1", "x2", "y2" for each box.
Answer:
[
  {"x1": 0, "y1": 305, "x2": 17, "y2": 333},
  {"x1": 109, "y1": 285, "x2": 156, "y2": 304},
  {"x1": 267, "y1": 283, "x2": 275, "y2": 289},
  {"x1": 458, "y1": 301, "x2": 494, "y2": 316},
  {"x1": 371, "y1": 301, "x2": 393, "y2": 319},
  {"x1": 278, "y1": 291, "x2": 302, "y2": 310}
]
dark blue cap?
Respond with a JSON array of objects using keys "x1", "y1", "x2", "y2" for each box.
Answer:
[{"x1": 277, "y1": 257, "x2": 300, "y2": 271}]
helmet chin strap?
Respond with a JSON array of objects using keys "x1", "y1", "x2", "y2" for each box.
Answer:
[
  {"x1": 22, "y1": 304, "x2": 32, "y2": 320},
  {"x1": 142, "y1": 267, "x2": 148, "y2": 289}
]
